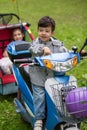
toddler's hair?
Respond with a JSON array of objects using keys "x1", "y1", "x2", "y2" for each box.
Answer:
[{"x1": 38, "y1": 16, "x2": 55, "y2": 32}]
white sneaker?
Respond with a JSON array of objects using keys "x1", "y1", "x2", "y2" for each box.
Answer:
[{"x1": 34, "y1": 120, "x2": 43, "y2": 130}]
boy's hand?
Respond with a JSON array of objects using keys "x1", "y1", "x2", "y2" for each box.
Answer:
[
  {"x1": 42, "y1": 47, "x2": 52, "y2": 55},
  {"x1": 81, "y1": 49, "x2": 86, "y2": 54}
]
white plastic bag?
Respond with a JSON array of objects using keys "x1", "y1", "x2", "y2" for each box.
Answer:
[{"x1": 0, "y1": 57, "x2": 13, "y2": 74}]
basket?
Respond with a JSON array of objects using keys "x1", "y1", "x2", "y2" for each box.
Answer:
[{"x1": 50, "y1": 80, "x2": 87, "y2": 123}]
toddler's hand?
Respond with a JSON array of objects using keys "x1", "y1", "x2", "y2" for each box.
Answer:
[{"x1": 42, "y1": 47, "x2": 52, "y2": 55}]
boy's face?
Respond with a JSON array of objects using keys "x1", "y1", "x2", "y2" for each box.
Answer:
[
  {"x1": 12, "y1": 29, "x2": 24, "y2": 41},
  {"x1": 38, "y1": 26, "x2": 54, "y2": 42}
]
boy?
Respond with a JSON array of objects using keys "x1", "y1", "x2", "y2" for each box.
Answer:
[
  {"x1": 29, "y1": 16, "x2": 68, "y2": 130},
  {"x1": 0, "y1": 27, "x2": 24, "y2": 74}
]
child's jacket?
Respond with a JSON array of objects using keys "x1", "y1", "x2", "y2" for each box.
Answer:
[{"x1": 29, "y1": 37, "x2": 68, "y2": 87}]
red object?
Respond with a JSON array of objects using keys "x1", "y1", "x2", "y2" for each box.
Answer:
[
  {"x1": 0, "y1": 28, "x2": 13, "y2": 58},
  {"x1": 0, "y1": 27, "x2": 16, "y2": 90},
  {"x1": 1, "y1": 73, "x2": 16, "y2": 84},
  {"x1": 24, "y1": 25, "x2": 35, "y2": 40},
  {"x1": 0, "y1": 27, "x2": 16, "y2": 86},
  {"x1": 0, "y1": 14, "x2": 35, "y2": 94}
]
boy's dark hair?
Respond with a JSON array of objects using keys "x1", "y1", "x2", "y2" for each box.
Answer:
[{"x1": 38, "y1": 16, "x2": 55, "y2": 32}]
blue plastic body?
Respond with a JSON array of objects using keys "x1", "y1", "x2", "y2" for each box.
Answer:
[{"x1": 7, "y1": 41, "x2": 81, "y2": 130}]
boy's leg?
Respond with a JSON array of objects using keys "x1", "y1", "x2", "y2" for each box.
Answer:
[
  {"x1": 34, "y1": 120, "x2": 43, "y2": 130},
  {"x1": 32, "y1": 84, "x2": 46, "y2": 130}
]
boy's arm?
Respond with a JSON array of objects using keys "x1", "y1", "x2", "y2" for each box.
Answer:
[
  {"x1": 60, "y1": 46, "x2": 68, "y2": 52},
  {"x1": 29, "y1": 43, "x2": 44, "y2": 56},
  {"x1": 52, "y1": 38, "x2": 68, "y2": 53},
  {"x1": 42, "y1": 47, "x2": 52, "y2": 55},
  {"x1": 58, "y1": 41, "x2": 68, "y2": 52}
]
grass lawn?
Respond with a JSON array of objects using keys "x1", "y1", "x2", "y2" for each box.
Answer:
[
  {"x1": 0, "y1": 0, "x2": 87, "y2": 130},
  {"x1": 0, "y1": 94, "x2": 32, "y2": 130}
]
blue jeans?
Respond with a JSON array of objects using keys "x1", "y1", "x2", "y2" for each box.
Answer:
[{"x1": 32, "y1": 84, "x2": 46, "y2": 120}]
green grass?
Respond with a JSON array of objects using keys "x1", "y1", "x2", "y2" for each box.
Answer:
[
  {"x1": 0, "y1": 94, "x2": 32, "y2": 130},
  {"x1": 0, "y1": 0, "x2": 87, "y2": 130}
]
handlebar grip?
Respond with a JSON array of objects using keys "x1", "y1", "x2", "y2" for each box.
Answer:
[
  {"x1": 81, "y1": 52, "x2": 87, "y2": 56},
  {"x1": 79, "y1": 38, "x2": 87, "y2": 54},
  {"x1": 80, "y1": 52, "x2": 87, "y2": 60},
  {"x1": 14, "y1": 58, "x2": 33, "y2": 64}
]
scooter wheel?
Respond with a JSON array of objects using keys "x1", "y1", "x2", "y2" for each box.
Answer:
[
  {"x1": 54, "y1": 123, "x2": 80, "y2": 130},
  {"x1": 54, "y1": 124, "x2": 61, "y2": 130}
]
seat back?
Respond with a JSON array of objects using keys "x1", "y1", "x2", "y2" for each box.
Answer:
[{"x1": 0, "y1": 28, "x2": 13, "y2": 58}]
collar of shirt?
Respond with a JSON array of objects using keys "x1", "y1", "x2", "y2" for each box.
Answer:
[{"x1": 38, "y1": 37, "x2": 52, "y2": 44}]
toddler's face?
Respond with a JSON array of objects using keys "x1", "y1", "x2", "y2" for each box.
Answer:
[
  {"x1": 38, "y1": 26, "x2": 54, "y2": 42},
  {"x1": 13, "y1": 29, "x2": 24, "y2": 41}
]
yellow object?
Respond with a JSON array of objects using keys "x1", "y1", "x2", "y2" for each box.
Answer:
[
  {"x1": 72, "y1": 56, "x2": 78, "y2": 67},
  {"x1": 43, "y1": 60, "x2": 53, "y2": 70}
]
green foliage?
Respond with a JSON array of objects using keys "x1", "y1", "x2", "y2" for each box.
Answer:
[
  {"x1": 0, "y1": 0, "x2": 87, "y2": 130},
  {"x1": 0, "y1": 95, "x2": 32, "y2": 130}
]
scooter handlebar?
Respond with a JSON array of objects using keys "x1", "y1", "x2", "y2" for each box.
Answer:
[
  {"x1": 14, "y1": 58, "x2": 39, "y2": 67},
  {"x1": 79, "y1": 38, "x2": 87, "y2": 58},
  {"x1": 14, "y1": 58, "x2": 33, "y2": 64}
]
